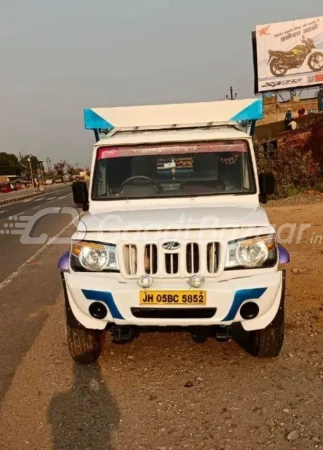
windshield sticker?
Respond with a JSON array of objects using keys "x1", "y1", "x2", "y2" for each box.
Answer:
[{"x1": 97, "y1": 141, "x2": 247, "y2": 160}]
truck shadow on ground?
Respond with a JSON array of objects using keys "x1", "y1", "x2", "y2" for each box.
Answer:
[{"x1": 48, "y1": 363, "x2": 119, "y2": 450}]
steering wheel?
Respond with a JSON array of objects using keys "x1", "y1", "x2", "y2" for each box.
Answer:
[{"x1": 120, "y1": 176, "x2": 163, "y2": 193}]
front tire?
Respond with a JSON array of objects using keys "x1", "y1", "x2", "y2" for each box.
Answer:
[
  {"x1": 249, "y1": 318, "x2": 284, "y2": 358},
  {"x1": 248, "y1": 273, "x2": 285, "y2": 358},
  {"x1": 66, "y1": 325, "x2": 103, "y2": 363},
  {"x1": 269, "y1": 58, "x2": 288, "y2": 77},
  {"x1": 62, "y1": 272, "x2": 104, "y2": 363},
  {"x1": 308, "y1": 52, "x2": 323, "y2": 72}
]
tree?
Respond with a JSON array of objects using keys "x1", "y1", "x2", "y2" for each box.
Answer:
[
  {"x1": 68, "y1": 165, "x2": 77, "y2": 176},
  {"x1": 20, "y1": 155, "x2": 40, "y2": 177},
  {"x1": 54, "y1": 161, "x2": 65, "y2": 177},
  {"x1": 0, "y1": 152, "x2": 21, "y2": 176}
]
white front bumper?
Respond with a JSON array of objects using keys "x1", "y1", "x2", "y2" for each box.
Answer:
[{"x1": 64, "y1": 271, "x2": 283, "y2": 331}]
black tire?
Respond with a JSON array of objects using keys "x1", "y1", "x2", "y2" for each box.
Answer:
[
  {"x1": 269, "y1": 58, "x2": 288, "y2": 77},
  {"x1": 66, "y1": 324, "x2": 103, "y2": 363},
  {"x1": 308, "y1": 52, "x2": 323, "y2": 72},
  {"x1": 61, "y1": 272, "x2": 104, "y2": 363},
  {"x1": 248, "y1": 273, "x2": 285, "y2": 358}
]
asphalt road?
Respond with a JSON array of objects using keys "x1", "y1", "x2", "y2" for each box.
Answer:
[
  {"x1": 0, "y1": 186, "x2": 76, "y2": 283},
  {"x1": 0, "y1": 186, "x2": 79, "y2": 406},
  {"x1": 0, "y1": 183, "x2": 68, "y2": 201}
]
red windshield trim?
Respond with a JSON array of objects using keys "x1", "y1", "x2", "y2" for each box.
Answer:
[{"x1": 97, "y1": 141, "x2": 247, "y2": 160}]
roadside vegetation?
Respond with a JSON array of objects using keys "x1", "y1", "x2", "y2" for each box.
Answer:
[{"x1": 254, "y1": 139, "x2": 323, "y2": 199}]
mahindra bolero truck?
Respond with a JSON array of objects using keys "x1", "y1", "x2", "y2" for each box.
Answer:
[{"x1": 58, "y1": 98, "x2": 290, "y2": 363}]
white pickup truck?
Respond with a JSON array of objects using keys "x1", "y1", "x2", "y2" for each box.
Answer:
[{"x1": 59, "y1": 98, "x2": 290, "y2": 363}]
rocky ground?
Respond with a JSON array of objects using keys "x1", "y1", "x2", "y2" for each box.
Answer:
[{"x1": 1, "y1": 199, "x2": 323, "y2": 450}]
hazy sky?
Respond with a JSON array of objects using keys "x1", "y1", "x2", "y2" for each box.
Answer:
[{"x1": 0, "y1": 0, "x2": 322, "y2": 167}]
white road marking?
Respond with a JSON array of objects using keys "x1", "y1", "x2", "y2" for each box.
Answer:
[
  {"x1": 22, "y1": 199, "x2": 32, "y2": 203},
  {"x1": 13, "y1": 197, "x2": 75, "y2": 217},
  {"x1": 47, "y1": 197, "x2": 56, "y2": 201},
  {"x1": 58, "y1": 195, "x2": 70, "y2": 200},
  {"x1": 0, "y1": 219, "x2": 75, "y2": 293},
  {"x1": 0, "y1": 210, "x2": 8, "y2": 215}
]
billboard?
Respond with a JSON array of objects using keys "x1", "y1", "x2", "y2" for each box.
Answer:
[{"x1": 253, "y1": 16, "x2": 323, "y2": 93}]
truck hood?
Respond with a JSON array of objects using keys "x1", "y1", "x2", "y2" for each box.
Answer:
[{"x1": 79, "y1": 205, "x2": 270, "y2": 232}]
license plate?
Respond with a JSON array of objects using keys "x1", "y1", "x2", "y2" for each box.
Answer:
[{"x1": 139, "y1": 290, "x2": 206, "y2": 305}]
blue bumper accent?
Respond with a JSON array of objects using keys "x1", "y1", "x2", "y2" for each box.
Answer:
[
  {"x1": 222, "y1": 288, "x2": 267, "y2": 322},
  {"x1": 82, "y1": 289, "x2": 124, "y2": 320}
]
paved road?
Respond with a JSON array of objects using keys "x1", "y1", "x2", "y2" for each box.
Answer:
[
  {"x1": 0, "y1": 186, "x2": 79, "y2": 409},
  {"x1": 0, "y1": 183, "x2": 70, "y2": 201},
  {"x1": 1, "y1": 199, "x2": 323, "y2": 450},
  {"x1": 0, "y1": 186, "x2": 76, "y2": 283}
]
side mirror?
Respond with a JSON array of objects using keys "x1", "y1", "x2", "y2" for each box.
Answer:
[
  {"x1": 258, "y1": 172, "x2": 275, "y2": 204},
  {"x1": 72, "y1": 181, "x2": 89, "y2": 211}
]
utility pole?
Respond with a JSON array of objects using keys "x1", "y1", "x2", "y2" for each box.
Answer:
[
  {"x1": 39, "y1": 160, "x2": 45, "y2": 188},
  {"x1": 226, "y1": 86, "x2": 237, "y2": 101},
  {"x1": 27, "y1": 157, "x2": 34, "y2": 188},
  {"x1": 46, "y1": 157, "x2": 52, "y2": 173}
]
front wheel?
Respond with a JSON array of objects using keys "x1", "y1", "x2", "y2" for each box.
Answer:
[
  {"x1": 66, "y1": 324, "x2": 104, "y2": 363},
  {"x1": 248, "y1": 275, "x2": 285, "y2": 358},
  {"x1": 248, "y1": 318, "x2": 284, "y2": 358},
  {"x1": 308, "y1": 52, "x2": 323, "y2": 72},
  {"x1": 269, "y1": 58, "x2": 288, "y2": 77}
]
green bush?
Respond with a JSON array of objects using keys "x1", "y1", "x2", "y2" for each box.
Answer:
[{"x1": 254, "y1": 139, "x2": 320, "y2": 198}]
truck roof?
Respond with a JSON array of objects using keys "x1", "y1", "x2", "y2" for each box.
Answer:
[
  {"x1": 94, "y1": 126, "x2": 251, "y2": 148},
  {"x1": 85, "y1": 98, "x2": 263, "y2": 133}
]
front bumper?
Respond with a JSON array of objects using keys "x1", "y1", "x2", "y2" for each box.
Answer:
[{"x1": 63, "y1": 271, "x2": 283, "y2": 331}]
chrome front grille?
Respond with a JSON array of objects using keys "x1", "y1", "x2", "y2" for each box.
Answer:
[
  {"x1": 186, "y1": 243, "x2": 199, "y2": 274},
  {"x1": 123, "y1": 244, "x2": 137, "y2": 275},
  {"x1": 207, "y1": 242, "x2": 219, "y2": 274},
  {"x1": 121, "y1": 241, "x2": 219, "y2": 277},
  {"x1": 145, "y1": 244, "x2": 158, "y2": 275},
  {"x1": 165, "y1": 253, "x2": 179, "y2": 274}
]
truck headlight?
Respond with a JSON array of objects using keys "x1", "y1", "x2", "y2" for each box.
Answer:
[
  {"x1": 71, "y1": 241, "x2": 119, "y2": 272},
  {"x1": 225, "y1": 235, "x2": 277, "y2": 269}
]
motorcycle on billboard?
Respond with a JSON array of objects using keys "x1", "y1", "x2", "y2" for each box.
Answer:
[{"x1": 268, "y1": 36, "x2": 323, "y2": 77}]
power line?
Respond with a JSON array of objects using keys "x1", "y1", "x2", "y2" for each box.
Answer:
[{"x1": 217, "y1": 74, "x2": 254, "y2": 100}]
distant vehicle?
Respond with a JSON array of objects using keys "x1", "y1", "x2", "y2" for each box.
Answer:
[
  {"x1": 0, "y1": 183, "x2": 11, "y2": 193},
  {"x1": 55, "y1": 177, "x2": 63, "y2": 184},
  {"x1": 0, "y1": 183, "x2": 19, "y2": 193},
  {"x1": 45, "y1": 179, "x2": 54, "y2": 185}
]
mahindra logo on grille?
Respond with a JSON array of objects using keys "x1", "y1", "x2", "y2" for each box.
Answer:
[{"x1": 162, "y1": 242, "x2": 181, "y2": 251}]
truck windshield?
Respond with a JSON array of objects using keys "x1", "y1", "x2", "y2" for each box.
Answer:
[{"x1": 92, "y1": 140, "x2": 255, "y2": 200}]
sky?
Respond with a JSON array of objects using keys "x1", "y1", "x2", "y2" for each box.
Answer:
[{"x1": 0, "y1": 0, "x2": 322, "y2": 168}]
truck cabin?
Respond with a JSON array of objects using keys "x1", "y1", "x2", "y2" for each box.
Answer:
[{"x1": 73, "y1": 99, "x2": 274, "y2": 209}]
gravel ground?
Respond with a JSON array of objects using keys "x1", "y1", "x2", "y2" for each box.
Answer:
[
  {"x1": 268, "y1": 191, "x2": 323, "y2": 207},
  {"x1": 1, "y1": 201, "x2": 323, "y2": 450}
]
